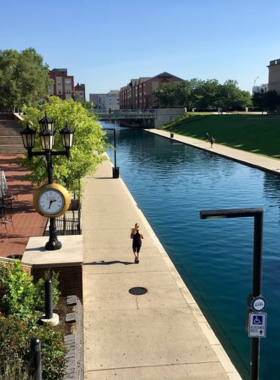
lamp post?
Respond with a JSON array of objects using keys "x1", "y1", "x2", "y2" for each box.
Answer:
[
  {"x1": 254, "y1": 77, "x2": 259, "y2": 87},
  {"x1": 103, "y1": 128, "x2": 119, "y2": 178},
  {"x1": 200, "y1": 208, "x2": 264, "y2": 380},
  {"x1": 253, "y1": 77, "x2": 259, "y2": 94},
  {"x1": 20, "y1": 112, "x2": 74, "y2": 250}
]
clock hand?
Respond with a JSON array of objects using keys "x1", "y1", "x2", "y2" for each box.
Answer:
[{"x1": 48, "y1": 199, "x2": 57, "y2": 209}]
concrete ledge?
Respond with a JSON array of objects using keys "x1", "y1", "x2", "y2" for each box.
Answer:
[
  {"x1": 22, "y1": 236, "x2": 83, "y2": 267},
  {"x1": 22, "y1": 235, "x2": 83, "y2": 300}
]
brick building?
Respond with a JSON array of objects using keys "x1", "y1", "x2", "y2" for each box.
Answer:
[
  {"x1": 48, "y1": 69, "x2": 86, "y2": 101},
  {"x1": 74, "y1": 83, "x2": 86, "y2": 101},
  {"x1": 48, "y1": 68, "x2": 75, "y2": 100},
  {"x1": 119, "y1": 72, "x2": 183, "y2": 109}
]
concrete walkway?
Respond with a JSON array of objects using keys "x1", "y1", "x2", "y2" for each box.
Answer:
[
  {"x1": 148, "y1": 129, "x2": 280, "y2": 175},
  {"x1": 82, "y1": 158, "x2": 242, "y2": 379}
]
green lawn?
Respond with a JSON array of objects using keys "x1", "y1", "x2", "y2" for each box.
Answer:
[{"x1": 161, "y1": 114, "x2": 280, "y2": 159}]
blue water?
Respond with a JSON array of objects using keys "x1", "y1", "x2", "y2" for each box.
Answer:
[{"x1": 103, "y1": 123, "x2": 280, "y2": 380}]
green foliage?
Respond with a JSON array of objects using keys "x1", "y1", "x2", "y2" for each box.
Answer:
[
  {"x1": 34, "y1": 270, "x2": 61, "y2": 310},
  {"x1": 0, "y1": 314, "x2": 31, "y2": 376},
  {"x1": 0, "y1": 314, "x2": 67, "y2": 380},
  {"x1": 0, "y1": 363, "x2": 31, "y2": 380},
  {"x1": 153, "y1": 78, "x2": 252, "y2": 110},
  {"x1": 0, "y1": 48, "x2": 50, "y2": 110},
  {"x1": 15, "y1": 96, "x2": 108, "y2": 195},
  {"x1": 252, "y1": 89, "x2": 280, "y2": 112},
  {"x1": 0, "y1": 262, "x2": 67, "y2": 379},
  {"x1": 0, "y1": 261, "x2": 35, "y2": 321}
]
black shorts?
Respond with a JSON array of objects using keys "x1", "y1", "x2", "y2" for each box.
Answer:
[{"x1": 132, "y1": 242, "x2": 142, "y2": 253}]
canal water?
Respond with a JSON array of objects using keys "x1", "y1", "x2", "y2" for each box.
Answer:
[{"x1": 103, "y1": 122, "x2": 280, "y2": 380}]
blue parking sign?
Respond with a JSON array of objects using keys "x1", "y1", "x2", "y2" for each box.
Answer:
[
  {"x1": 252, "y1": 315, "x2": 263, "y2": 325},
  {"x1": 249, "y1": 313, "x2": 267, "y2": 338}
]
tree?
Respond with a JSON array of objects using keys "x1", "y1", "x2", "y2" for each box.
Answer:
[
  {"x1": 16, "y1": 96, "x2": 108, "y2": 196},
  {"x1": 0, "y1": 48, "x2": 50, "y2": 110},
  {"x1": 264, "y1": 90, "x2": 280, "y2": 112},
  {"x1": 218, "y1": 80, "x2": 251, "y2": 110}
]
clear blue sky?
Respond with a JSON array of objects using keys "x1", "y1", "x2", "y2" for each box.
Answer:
[{"x1": 1, "y1": 0, "x2": 280, "y2": 99}]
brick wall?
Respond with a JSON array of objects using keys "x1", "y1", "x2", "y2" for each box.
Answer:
[{"x1": 32, "y1": 264, "x2": 83, "y2": 302}]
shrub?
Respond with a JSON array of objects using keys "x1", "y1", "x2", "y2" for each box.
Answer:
[
  {"x1": 0, "y1": 261, "x2": 35, "y2": 321},
  {"x1": 0, "y1": 314, "x2": 67, "y2": 380},
  {"x1": 0, "y1": 263, "x2": 67, "y2": 379},
  {"x1": 34, "y1": 270, "x2": 61, "y2": 311}
]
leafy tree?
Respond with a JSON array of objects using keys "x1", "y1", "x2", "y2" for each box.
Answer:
[
  {"x1": 16, "y1": 96, "x2": 107, "y2": 196},
  {"x1": 252, "y1": 88, "x2": 266, "y2": 110},
  {"x1": 79, "y1": 99, "x2": 93, "y2": 109},
  {"x1": 0, "y1": 48, "x2": 50, "y2": 110},
  {"x1": 264, "y1": 90, "x2": 280, "y2": 112},
  {"x1": 219, "y1": 80, "x2": 251, "y2": 110},
  {"x1": 253, "y1": 89, "x2": 280, "y2": 113},
  {"x1": 153, "y1": 78, "x2": 251, "y2": 110}
]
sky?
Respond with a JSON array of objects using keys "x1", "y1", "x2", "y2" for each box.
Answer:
[{"x1": 1, "y1": 0, "x2": 280, "y2": 99}]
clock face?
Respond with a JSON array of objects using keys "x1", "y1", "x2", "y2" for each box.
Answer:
[
  {"x1": 38, "y1": 189, "x2": 65, "y2": 215},
  {"x1": 34, "y1": 183, "x2": 70, "y2": 218}
]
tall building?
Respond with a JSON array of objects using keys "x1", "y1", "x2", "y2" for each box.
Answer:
[
  {"x1": 48, "y1": 68, "x2": 75, "y2": 100},
  {"x1": 89, "y1": 90, "x2": 120, "y2": 110},
  {"x1": 119, "y1": 72, "x2": 184, "y2": 109},
  {"x1": 268, "y1": 59, "x2": 280, "y2": 93}
]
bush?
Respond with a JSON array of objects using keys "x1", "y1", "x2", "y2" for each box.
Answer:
[
  {"x1": 0, "y1": 262, "x2": 67, "y2": 379},
  {"x1": 0, "y1": 314, "x2": 67, "y2": 380},
  {"x1": 0, "y1": 261, "x2": 35, "y2": 321},
  {"x1": 34, "y1": 270, "x2": 61, "y2": 311}
]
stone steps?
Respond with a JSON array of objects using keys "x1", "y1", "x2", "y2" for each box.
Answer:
[{"x1": 0, "y1": 119, "x2": 25, "y2": 154}]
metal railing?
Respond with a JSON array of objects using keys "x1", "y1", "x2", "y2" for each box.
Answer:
[{"x1": 92, "y1": 109, "x2": 157, "y2": 120}]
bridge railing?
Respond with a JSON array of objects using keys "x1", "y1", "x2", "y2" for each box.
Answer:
[
  {"x1": 92, "y1": 109, "x2": 157, "y2": 120},
  {"x1": 93, "y1": 109, "x2": 157, "y2": 115}
]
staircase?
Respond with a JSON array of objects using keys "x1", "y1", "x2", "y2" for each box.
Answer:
[{"x1": 0, "y1": 116, "x2": 25, "y2": 155}]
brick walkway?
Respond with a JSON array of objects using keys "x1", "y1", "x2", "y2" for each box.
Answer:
[{"x1": 0, "y1": 154, "x2": 47, "y2": 258}]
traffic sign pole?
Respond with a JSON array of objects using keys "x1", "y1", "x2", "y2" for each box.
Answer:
[{"x1": 251, "y1": 212, "x2": 263, "y2": 380}]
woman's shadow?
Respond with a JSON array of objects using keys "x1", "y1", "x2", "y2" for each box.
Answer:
[{"x1": 83, "y1": 260, "x2": 135, "y2": 266}]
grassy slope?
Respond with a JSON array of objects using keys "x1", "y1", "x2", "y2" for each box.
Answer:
[{"x1": 162, "y1": 114, "x2": 280, "y2": 159}]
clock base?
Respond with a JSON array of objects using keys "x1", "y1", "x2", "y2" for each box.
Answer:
[
  {"x1": 45, "y1": 217, "x2": 62, "y2": 251},
  {"x1": 45, "y1": 238, "x2": 62, "y2": 251}
]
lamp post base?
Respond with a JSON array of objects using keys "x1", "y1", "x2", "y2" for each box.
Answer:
[
  {"x1": 112, "y1": 167, "x2": 119, "y2": 178},
  {"x1": 45, "y1": 238, "x2": 62, "y2": 251}
]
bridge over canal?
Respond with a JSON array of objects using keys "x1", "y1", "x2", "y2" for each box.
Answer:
[{"x1": 92, "y1": 108, "x2": 185, "y2": 128}]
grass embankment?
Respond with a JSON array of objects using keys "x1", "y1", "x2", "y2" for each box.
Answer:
[{"x1": 161, "y1": 114, "x2": 280, "y2": 159}]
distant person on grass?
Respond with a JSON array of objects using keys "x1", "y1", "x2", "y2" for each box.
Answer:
[
  {"x1": 210, "y1": 136, "x2": 215, "y2": 148},
  {"x1": 205, "y1": 132, "x2": 210, "y2": 142},
  {"x1": 130, "y1": 223, "x2": 144, "y2": 263}
]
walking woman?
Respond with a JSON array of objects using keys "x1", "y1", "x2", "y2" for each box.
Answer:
[{"x1": 130, "y1": 223, "x2": 144, "y2": 263}]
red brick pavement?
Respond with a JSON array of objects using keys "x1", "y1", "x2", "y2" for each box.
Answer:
[{"x1": 0, "y1": 155, "x2": 47, "y2": 258}]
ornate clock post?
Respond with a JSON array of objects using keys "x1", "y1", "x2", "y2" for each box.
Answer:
[{"x1": 20, "y1": 112, "x2": 74, "y2": 250}]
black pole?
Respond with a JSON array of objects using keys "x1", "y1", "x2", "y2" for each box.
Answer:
[
  {"x1": 250, "y1": 212, "x2": 263, "y2": 380},
  {"x1": 30, "y1": 338, "x2": 42, "y2": 380},
  {"x1": 45, "y1": 151, "x2": 62, "y2": 250},
  {"x1": 45, "y1": 279, "x2": 53, "y2": 319},
  {"x1": 113, "y1": 129, "x2": 117, "y2": 169},
  {"x1": 200, "y1": 208, "x2": 264, "y2": 380},
  {"x1": 103, "y1": 128, "x2": 119, "y2": 178}
]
